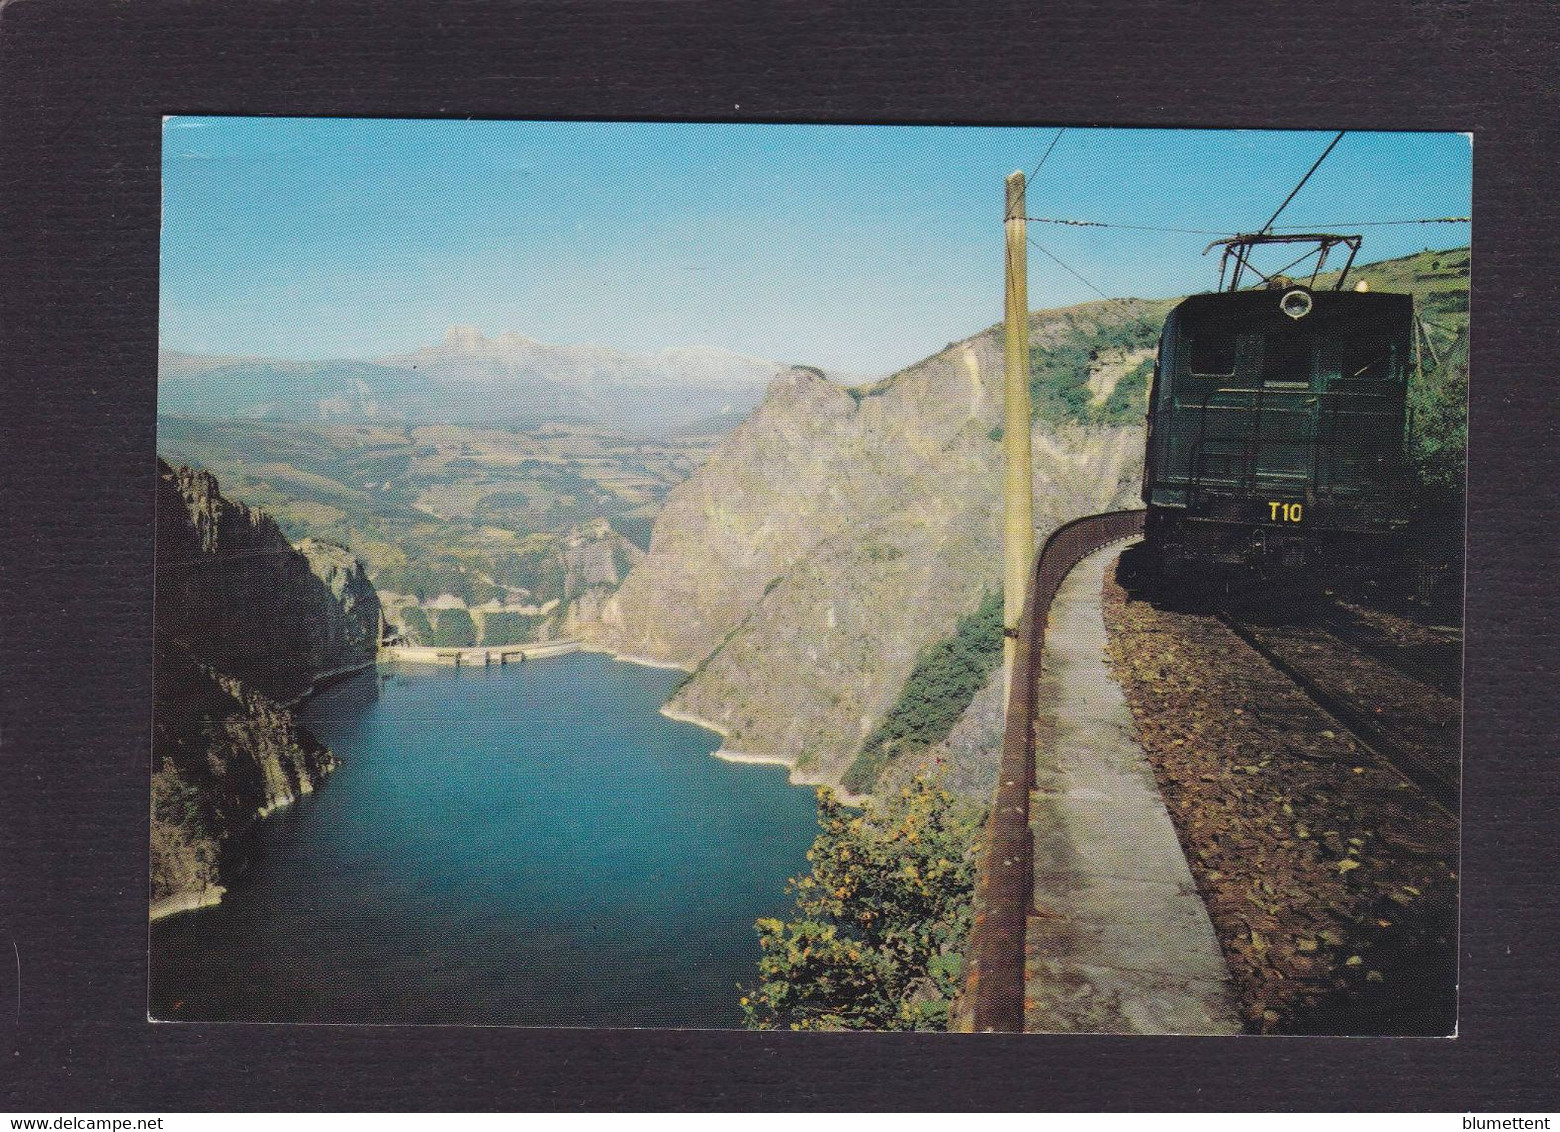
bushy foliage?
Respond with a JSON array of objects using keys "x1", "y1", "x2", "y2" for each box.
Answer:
[
  {"x1": 479, "y1": 610, "x2": 549, "y2": 645},
  {"x1": 429, "y1": 607, "x2": 477, "y2": 648},
  {"x1": 1029, "y1": 317, "x2": 1158, "y2": 426},
  {"x1": 1407, "y1": 335, "x2": 1468, "y2": 503},
  {"x1": 843, "y1": 590, "x2": 1003, "y2": 794},
  {"x1": 1408, "y1": 364, "x2": 1467, "y2": 499},
  {"x1": 740, "y1": 777, "x2": 982, "y2": 1031},
  {"x1": 1101, "y1": 356, "x2": 1155, "y2": 422},
  {"x1": 490, "y1": 545, "x2": 567, "y2": 605},
  {"x1": 399, "y1": 606, "x2": 433, "y2": 644},
  {"x1": 376, "y1": 555, "x2": 499, "y2": 605}
]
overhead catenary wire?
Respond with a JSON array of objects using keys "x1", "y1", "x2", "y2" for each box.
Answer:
[
  {"x1": 1021, "y1": 217, "x2": 1232, "y2": 236},
  {"x1": 1018, "y1": 207, "x2": 1466, "y2": 290},
  {"x1": 1258, "y1": 130, "x2": 1346, "y2": 233},
  {"x1": 1276, "y1": 217, "x2": 1470, "y2": 229},
  {"x1": 1018, "y1": 128, "x2": 1140, "y2": 320},
  {"x1": 1026, "y1": 236, "x2": 1141, "y2": 317},
  {"x1": 1027, "y1": 127, "x2": 1066, "y2": 187},
  {"x1": 1018, "y1": 215, "x2": 1469, "y2": 236},
  {"x1": 1010, "y1": 129, "x2": 1459, "y2": 314},
  {"x1": 1009, "y1": 129, "x2": 1464, "y2": 311}
]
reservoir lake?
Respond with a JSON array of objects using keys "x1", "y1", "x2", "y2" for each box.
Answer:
[{"x1": 149, "y1": 652, "x2": 819, "y2": 1027}]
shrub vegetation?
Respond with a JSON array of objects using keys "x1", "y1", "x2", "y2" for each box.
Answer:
[
  {"x1": 740, "y1": 776, "x2": 982, "y2": 1031},
  {"x1": 843, "y1": 589, "x2": 1003, "y2": 795},
  {"x1": 479, "y1": 611, "x2": 548, "y2": 645},
  {"x1": 399, "y1": 606, "x2": 433, "y2": 644},
  {"x1": 1029, "y1": 317, "x2": 1158, "y2": 426},
  {"x1": 1407, "y1": 334, "x2": 1468, "y2": 503},
  {"x1": 429, "y1": 607, "x2": 477, "y2": 648}
]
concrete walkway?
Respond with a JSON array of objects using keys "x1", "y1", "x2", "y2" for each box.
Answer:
[{"x1": 1025, "y1": 542, "x2": 1241, "y2": 1035}]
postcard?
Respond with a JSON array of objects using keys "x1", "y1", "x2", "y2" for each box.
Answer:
[{"x1": 149, "y1": 120, "x2": 1468, "y2": 1034}]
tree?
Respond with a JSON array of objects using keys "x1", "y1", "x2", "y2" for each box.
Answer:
[
  {"x1": 740, "y1": 776, "x2": 981, "y2": 1031},
  {"x1": 1408, "y1": 352, "x2": 1468, "y2": 502},
  {"x1": 480, "y1": 610, "x2": 547, "y2": 645},
  {"x1": 429, "y1": 607, "x2": 477, "y2": 647},
  {"x1": 399, "y1": 606, "x2": 433, "y2": 645}
]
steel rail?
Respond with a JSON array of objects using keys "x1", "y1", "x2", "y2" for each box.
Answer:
[
  {"x1": 1214, "y1": 611, "x2": 1460, "y2": 816},
  {"x1": 962, "y1": 507, "x2": 1146, "y2": 1032}
]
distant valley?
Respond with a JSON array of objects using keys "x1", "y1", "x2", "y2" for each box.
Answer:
[
  {"x1": 161, "y1": 246, "x2": 1469, "y2": 800},
  {"x1": 157, "y1": 324, "x2": 862, "y2": 648},
  {"x1": 156, "y1": 415, "x2": 717, "y2": 646}
]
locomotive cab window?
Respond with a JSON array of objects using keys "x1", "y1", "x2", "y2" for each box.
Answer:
[
  {"x1": 1261, "y1": 332, "x2": 1313, "y2": 389},
  {"x1": 1340, "y1": 339, "x2": 1398, "y2": 382},
  {"x1": 1188, "y1": 336, "x2": 1237, "y2": 377}
]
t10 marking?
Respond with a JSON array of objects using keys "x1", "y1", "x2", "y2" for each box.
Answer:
[{"x1": 1269, "y1": 502, "x2": 1303, "y2": 523}]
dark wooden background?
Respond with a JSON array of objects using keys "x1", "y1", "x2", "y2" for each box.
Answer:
[{"x1": 2, "y1": 0, "x2": 1556, "y2": 1111}]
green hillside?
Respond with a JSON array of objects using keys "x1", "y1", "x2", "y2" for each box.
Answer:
[
  {"x1": 1001, "y1": 246, "x2": 1473, "y2": 492},
  {"x1": 1321, "y1": 246, "x2": 1470, "y2": 498},
  {"x1": 1317, "y1": 245, "x2": 1469, "y2": 334},
  {"x1": 156, "y1": 417, "x2": 722, "y2": 605},
  {"x1": 834, "y1": 245, "x2": 1469, "y2": 796}
]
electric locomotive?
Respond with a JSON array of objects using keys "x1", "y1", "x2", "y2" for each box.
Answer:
[{"x1": 1141, "y1": 234, "x2": 1414, "y2": 580}]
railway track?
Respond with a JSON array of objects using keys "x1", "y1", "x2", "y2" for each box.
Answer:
[
  {"x1": 1313, "y1": 599, "x2": 1463, "y2": 699},
  {"x1": 1102, "y1": 567, "x2": 1460, "y2": 1034},
  {"x1": 1214, "y1": 610, "x2": 1460, "y2": 815},
  {"x1": 962, "y1": 511, "x2": 1461, "y2": 1032}
]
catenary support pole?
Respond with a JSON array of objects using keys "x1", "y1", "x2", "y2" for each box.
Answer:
[{"x1": 1003, "y1": 171, "x2": 1036, "y2": 696}]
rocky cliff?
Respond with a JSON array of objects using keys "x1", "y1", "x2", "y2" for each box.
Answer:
[
  {"x1": 559, "y1": 519, "x2": 646, "y2": 637},
  {"x1": 156, "y1": 461, "x2": 381, "y2": 694},
  {"x1": 152, "y1": 459, "x2": 382, "y2": 916},
  {"x1": 584, "y1": 299, "x2": 1165, "y2": 795},
  {"x1": 150, "y1": 641, "x2": 339, "y2": 915},
  {"x1": 386, "y1": 518, "x2": 644, "y2": 645}
]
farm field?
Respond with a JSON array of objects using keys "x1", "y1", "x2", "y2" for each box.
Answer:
[{"x1": 156, "y1": 416, "x2": 725, "y2": 611}]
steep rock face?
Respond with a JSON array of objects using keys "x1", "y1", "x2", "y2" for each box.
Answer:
[
  {"x1": 558, "y1": 524, "x2": 645, "y2": 639},
  {"x1": 152, "y1": 459, "x2": 380, "y2": 915},
  {"x1": 561, "y1": 519, "x2": 644, "y2": 598},
  {"x1": 386, "y1": 519, "x2": 643, "y2": 646},
  {"x1": 589, "y1": 367, "x2": 899, "y2": 664},
  {"x1": 585, "y1": 300, "x2": 1157, "y2": 793},
  {"x1": 150, "y1": 642, "x2": 338, "y2": 913},
  {"x1": 157, "y1": 461, "x2": 381, "y2": 694}
]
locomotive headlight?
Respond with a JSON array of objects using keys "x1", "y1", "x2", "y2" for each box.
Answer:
[{"x1": 1280, "y1": 288, "x2": 1314, "y2": 320}]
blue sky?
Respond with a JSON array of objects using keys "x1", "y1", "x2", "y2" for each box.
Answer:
[{"x1": 161, "y1": 119, "x2": 1471, "y2": 375}]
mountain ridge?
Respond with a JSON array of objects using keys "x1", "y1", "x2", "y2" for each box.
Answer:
[
  {"x1": 582, "y1": 299, "x2": 1162, "y2": 798},
  {"x1": 581, "y1": 245, "x2": 1470, "y2": 799},
  {"x1": 160, "y1": 327, "x2": 802, "y2": 433}
]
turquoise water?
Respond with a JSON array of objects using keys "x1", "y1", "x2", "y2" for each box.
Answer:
[{"x1": 149, "y1": 653, "x2": 819, "y2": 1027}]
